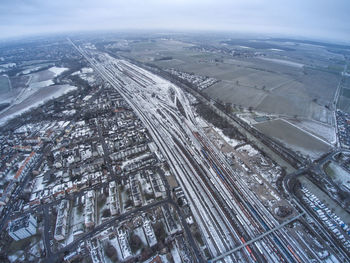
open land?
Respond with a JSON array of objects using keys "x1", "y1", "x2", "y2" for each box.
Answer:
[
  {"x1": 0, "y1": 64, "x2": 77, "y2": 125},
  {"x1": 108, "y1": 36, "x2": 347, "y2": 157},
  {"x1": 0, "y1": 75, "x2": 10, "y2": 94},
  {"x1": 254, "y1": 118, "x2": 332, "y2": 159},
  {"x1": 117, "y1": 38, "x2": 343, "y2": 125},
  {"x1": 0, "y1": 84, "x2": 77, "y2": 125},
  {"x1": 338, "y1": 76, "x2": 350, "y2": 113}
]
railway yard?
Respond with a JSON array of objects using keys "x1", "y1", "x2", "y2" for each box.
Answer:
[
  {"x1": 1, "y1": 35, "x2": 350, "y2": 263},
  {"x1": 69, "y1": 40, "x2": 350, "y2": 262}
]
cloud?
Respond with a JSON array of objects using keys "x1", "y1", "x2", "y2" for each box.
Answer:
[{"x1": 0, "y1": 0, "x2": 349, "y2": 42}]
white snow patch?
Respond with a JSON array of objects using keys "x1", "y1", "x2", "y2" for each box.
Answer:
[
  {"x1": 170, "y1": 246, "x2": 181, "y2": 263},
  {"x1": 327, "y1": 162, "x2": 350, "y2": 190},
  {"x1": 212, "y1": 126, "x2": 242, "y2": 148},
  {"x1": 71, "y1": 67, "x2": 95, "y2": 84},
  {"x1": 286, "y1": 118, "x2": 336, "y2": 145},
  {"x1": 0, "y1": 85, "x2": 77, "y2": 126},
  {"x1": 237, "y1": 144, "x2": 259, "y2": 156},
  {"x1": 120, "y1": 152, "x2": 151, "y2": 170},
  {"x1": 29, "y1": 79, "x2": 54, "y2": 89},
  {"x1": 81, "y1": 67, "x2": 93, "y2": 74},
  {"x1": 258, "y1": 57, "x2": 304, "y2": 68},
  {"x1": 32, "y1": 176, "x2": 44, "y2": 192},
  {"x1": 22, "y1": 66, "x2": 42, "y2": 75},
  {"x1": 134, "y1": 227, "x2": 148, "y2": 246},
  {"x1": 49, "y1": 66, "x2": 68, "y2": 77},
  {"x1": 0, "y1": 62, "x2": 16, "y2": 68}
]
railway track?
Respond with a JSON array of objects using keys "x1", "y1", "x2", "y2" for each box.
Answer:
[{"x1": 70, "y1": 43, "x2": 319, "y2": 263}]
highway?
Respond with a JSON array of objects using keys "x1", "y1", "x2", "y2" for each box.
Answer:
[
  {"x1": 333, "y1": 61, "x2": 347, "y2": 148},
  {"x1": 283, "y1": 149, "x2": 350, "y2": 261},
  {"x1": 70, "y1": 39, "x2": 327, "y2": 263},
  {"x1": 211, "y1": 212, "x2": 305, "y2": 262}
]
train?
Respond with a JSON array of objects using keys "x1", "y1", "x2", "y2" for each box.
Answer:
[{"x1": 196, "y1": 131, "x2": 301, "y2": 263}]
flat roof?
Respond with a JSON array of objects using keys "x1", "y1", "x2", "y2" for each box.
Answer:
[{"x1": 9, "y1": 214, "x2": 33, "y2": 232}]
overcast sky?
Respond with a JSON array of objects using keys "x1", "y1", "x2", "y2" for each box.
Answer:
[{"x1": 0, "y1": 0, "x2": 349, "y2": 42}]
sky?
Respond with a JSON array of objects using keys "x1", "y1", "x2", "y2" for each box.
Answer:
[{"x1": 0, "y1": 0, "x2": 349, "y2": 42}]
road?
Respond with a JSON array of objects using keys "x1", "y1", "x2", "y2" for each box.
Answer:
[
  {"x1": 95, "y1": 118, "x2": 117, "y2": 179},
  {"x1": 333, "y1": 61, "x2": 347, "y2": 147},
  {"x1": 44, "y1": 199, "x2": 173, "y2": 263},
  {"x1": 43, "y1": 206, "x2": 52, "y2": 258},
  {"x1": 283, "y1": 149, "x2": 350, "y2": 260}
]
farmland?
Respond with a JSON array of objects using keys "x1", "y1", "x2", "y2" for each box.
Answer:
[
  {"x1": 338, "y1": 76, "x2": 350, "y2": 113},
  {"x1": 0, "y1": 84, "x2": 77, "y2": 125},
  {"x1": 102, "y1": 36, "x2": 347, "y2": 158},
  {"x1": 0, "y1": 46, "x2": 80, "y2": 125},
  {"x1": 114, "y1": 38, "x2": 343, "y2": 127},
  {"x1": 254, "y1": 119, "x2": 332, "y2": 159}
]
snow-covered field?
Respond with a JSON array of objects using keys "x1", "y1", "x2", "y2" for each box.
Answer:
[
  {"x1": 254, "y1": 118, "x2": 332, "y2": 160},
  {"x1": 269, "y1": 48, "x2": 283, "y2": 52},
  {"x1": 0, "y1": 85, "x2": 77, "y2": 125},
  {"x1": 81, "y1": 67, "x2": 93, "y2": 74},
  {"x1": 326, "y1": 162, "x2": 350, "y2": 191},
  {"x1": 49, "y1": 66, "x2": 68, "y2": 77},
  {"x1": 0, "y1": 65, "x2": 73, "y2": 125},
  {"x1": 72, "y1": 67, "x2": 95, "y2": 84},
  {"x1": 212, "y1": 126, "x2": 242, "y2": 148},
  {"x1": 29, "y1": 79, "x2": 54, "y2": 89},
  {"x1": 258, "y1": 57, "x2": 304, "y2": 68},
  {"x1": 286, "y1": 118, "x2": 336, "y2": 145},
  {"x1": 22, "y1": 66, "x2": 42, "y2": 75}
]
